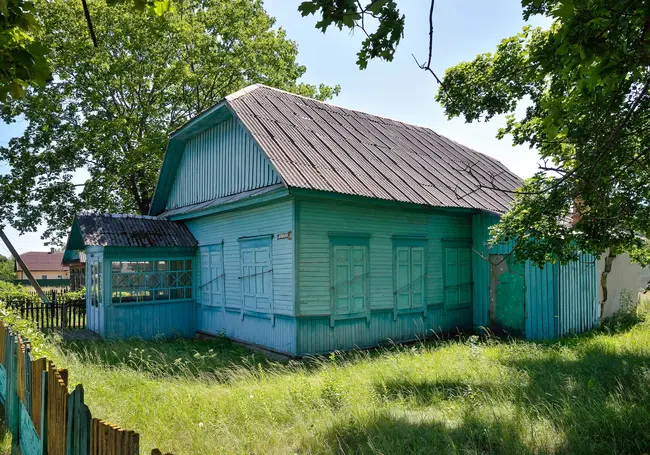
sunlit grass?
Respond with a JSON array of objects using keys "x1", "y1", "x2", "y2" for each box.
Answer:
[{"x1": 47, "y1": 303, "x2": 650, "y2": 455}]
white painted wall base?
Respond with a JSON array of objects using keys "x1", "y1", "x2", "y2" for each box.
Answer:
[{"x1": 598, "y1": 252, "x2": 650, "y2": 319}]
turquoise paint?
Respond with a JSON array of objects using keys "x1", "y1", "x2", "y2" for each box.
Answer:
[
  {"x1": 165, "y1": 116, "x2": 282, "y2": 211},
  {"x1": 295, "y1": 199, "x2": 474, "y2": 353},
  {"x1": 558, "y1": 253, "x2": 598, "y2": 336},
  {"x1": 0, "y1": 364, "x2": 5, "y2": 403},
  {"x1": 296, "y1": 306, "x2": 472, "y2": 355},
  {"x1": 472, "y1": 212, "x2": 597, "y2": 340},
  {"x1": 150, "y1": 105, "x2": 233, "y2": 216},
  {"x1": 19, "y1": 402, "x2": 41, "y2": 455},
  {"x1": 184, "y1": 199, "x2": 297, "y2": 354},
  {"x1": 494, "y1": 257, "x2": 526, "y2": 334}
]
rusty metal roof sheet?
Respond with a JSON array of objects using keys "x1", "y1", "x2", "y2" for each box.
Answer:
[
  {"x1": 76, "y1": 214, "x2": 197, "y2": 248},
  {"x1": 226, "y1": 85, "x2": 521, "y2": 213}
]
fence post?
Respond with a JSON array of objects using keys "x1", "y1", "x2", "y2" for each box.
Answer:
[{"x1": 52, "y1": 290, "x2": 57, "y2": 325}]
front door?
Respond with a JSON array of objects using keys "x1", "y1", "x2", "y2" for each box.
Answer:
[
  {"x1": 489, "y1": 254, "x2": 525, "y2": 336},
  {"x1": 86, "y1": 253, "x2": 103, "y2": 334}
]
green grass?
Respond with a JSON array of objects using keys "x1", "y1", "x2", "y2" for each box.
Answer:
[{"x1": 46, "y1": 307, "x2": 650, "y2": 455}]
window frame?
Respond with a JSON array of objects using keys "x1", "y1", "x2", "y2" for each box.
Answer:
[
  {"x1": 198, "y1": 244, "x2": 225, "y2": 308},
  {"x1": 109, "y1": 258, "x2": 194, "y2": 305},
  {"x1": 392, "y1": 237, "x2": 428, "y2": 318},
  {"x1": 238, "y1": 235, "x2": 274, "y2": 317},
  {"x1": 328, "y1": 233, "x2": 371, "y2": 325},
  {"x1": 442, "y1": 240, "x2": 473, "y2": 310}
]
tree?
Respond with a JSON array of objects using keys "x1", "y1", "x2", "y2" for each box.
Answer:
[
  {"x1": 301, "y1": 0, "x2": 650, "y2": 267},
  {"x1": 0, "y1": 0, "x2": 339, "y2": 244},
  {"x1": 0, "y1": 255, "x2": 15, "y2": 282},
  {"x1": 436, "y1": 0, "x2": 650, "y2": 266}
]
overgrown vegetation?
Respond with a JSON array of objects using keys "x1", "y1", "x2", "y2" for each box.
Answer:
[
  {"x1": 1, "y1": 296, "x2": 649, "y2": 454},
  {"x1": 49, "y1": 305, "x2": 650, "y2": 454}
]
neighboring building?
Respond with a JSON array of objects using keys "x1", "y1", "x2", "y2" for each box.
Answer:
[
  {"x1": 15, "y1": 249, "x2": 69, "y2": 284},
  {"x1": 62, "y1": 85, "x2": 599, "y2": 355},
  {"x1": 597, "y1": 252, "x2": 650, "y2": 320}
]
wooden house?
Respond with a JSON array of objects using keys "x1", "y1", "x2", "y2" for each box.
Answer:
[{"x1": 63, "y1": 85, "x2": 599, "y2": 355}]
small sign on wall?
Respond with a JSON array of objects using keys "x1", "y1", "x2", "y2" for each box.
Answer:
[{"x1": 277, "y1": 231, "x2": 292, "y2": 240}]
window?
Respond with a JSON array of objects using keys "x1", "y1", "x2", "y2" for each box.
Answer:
[
  {"x1": 57, "y1": 275, "x2": 63, "y2": 279},
  {"x1": 89, "y1": 261, "x2": 102, "y2": 307},
  {"x1": 239, "y1": 237, "x2": 273, "y2": 312},
  {"x1": 330, "y1": 235, "x2": 369, "y2": 316},
  {"x1": 41, "y1": 275, "x2": 47, "y2": 280},
  {"x1": 199, "y1": 245, "x2": 224, "y2": 307},
  {"x1": 393, "y1": 239, "x2": 427, "y2": 310},
  {"x1": 444, "y1": 244, "x2": 472, "y2": 308},
  {"x1": 111, "y1": 260, "x2": 193, "y2": 304}
]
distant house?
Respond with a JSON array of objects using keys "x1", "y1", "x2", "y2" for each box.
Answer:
[
  {"x1": 63, "y1": 85, "x2": 599, "y2": 355},
  {"x1": 15, "y1": 249, "x2": 69, "y2": 285}
]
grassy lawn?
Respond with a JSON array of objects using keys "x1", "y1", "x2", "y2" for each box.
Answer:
[{"x1": 47, "y1": 310, "x2": 650, "y2": 455}]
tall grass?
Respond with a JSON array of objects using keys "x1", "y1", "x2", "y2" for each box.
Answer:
[{"x1": 53, "y1": 305, "x2": 650, "y2": 455}]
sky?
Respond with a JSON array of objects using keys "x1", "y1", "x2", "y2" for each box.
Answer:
[{"x1": 0, "y1": 0, "x2": 550, "y2": 256}]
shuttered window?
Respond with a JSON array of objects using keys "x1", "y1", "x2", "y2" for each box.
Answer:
[
  {"x1": 393, "y1": 238, "x2": 427, "y2": 311},
  {"x1": 444, "y1": 245, "x2": 472, "y2": 308},
  {"x1": 239, "y1": 236, "x2": 273, "y2": 313},
  {"x1": 199, "y1": 245, "x2": 224, "y2": 307},
  {"x1": 330, "y1": 234, "x2": 370, "y2": 316}
]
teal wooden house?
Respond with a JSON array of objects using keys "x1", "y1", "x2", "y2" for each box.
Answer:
[{"x1": 63, "y1": 85, "x2": 599, "y2": 355}]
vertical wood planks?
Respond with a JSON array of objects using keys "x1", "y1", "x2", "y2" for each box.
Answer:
[
  {"x1": 89, "y1": 419, "x2": 139, "y2": 455},
  {"x1": 66, "y1": 384, "x2": 91, "y2": 455},
  {"x1": 0, "y1": 319, "x2": 155, "y2": 455},
  {"x1": 48, "y1": 363, "x2": 69, "y2": 455},
  {"x1": 32, "y1": 357, "x2": 47, "y2": 438}
]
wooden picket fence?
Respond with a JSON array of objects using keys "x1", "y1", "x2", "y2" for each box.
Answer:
[
  {"x1": 2, "y1": 290, "x2": 86, "y2": 330},
  {"x1": 0, "y1": 319, "x2": 170, "y2": 455}
]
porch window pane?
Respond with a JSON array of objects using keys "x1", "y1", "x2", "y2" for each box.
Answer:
[{"x1": 111, "y1": 259, "x2": 193, "y2": 304}]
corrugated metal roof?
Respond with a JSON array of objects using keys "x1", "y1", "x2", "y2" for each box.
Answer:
[
  {"x1": 76, "y1": 214, "x2": 197, "y2": 248},
  {"x1": 226, "y1": 85, "x2": 521, "y2": 213},
  {"x1": 16, "y1": 251, "x2": 67, "y2": 272}
]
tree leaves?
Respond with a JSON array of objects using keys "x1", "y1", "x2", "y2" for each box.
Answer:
[
  {"x1": 437, "y1": 0, "x2": 650, "y2": 266},
  {"x1": 298, "y1": 0, "x2": 405, "y2": 69},
  {"x1": 0, "y1": 0, "x2": 339, "y2": 245}
]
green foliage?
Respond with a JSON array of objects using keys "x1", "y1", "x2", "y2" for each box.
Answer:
[
  {"x1": 298, "y1": 0, "x2": 405, "y2": 69},
  {"x1": 0, "y1": 254, "x2": 14, "y2": 282},
  {"x1": 436, "y1": 0, "x2": 650, "y2": 266},
  {"x1": 0, "y1": 0, "x2": 50, "y2": 101},
  {"x1": 0, "y1": 0, "x2": 339, "y2": 244},
  {"x1": 52, "y1": 316, "x2": 650, "y2": 454},
  {"x1": 0, "y1": 280, "x2": 31, "y2": 300}
]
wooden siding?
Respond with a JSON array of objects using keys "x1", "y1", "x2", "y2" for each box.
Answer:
[
  {"x1": 184, "y1": 200, "x2": 296, "y2": 354},
  {"x1": 295, "y1": 199, "x2": 474, "y2": 353},
  {"x1": 104, "y1": 301, "x2": 195, "y2": 339},
  {"x1": 100, "y1": 247, "x2": 197, "y2": 340},
  {"x1": 297, "y1": 200, "x2": 473, "y2": 315},
  {"x1": 166, "y1": 116, "x2": 282, "y2": 210},
  {"x1": 297, "y1": 306, "x2": 472, "y2": 355}
]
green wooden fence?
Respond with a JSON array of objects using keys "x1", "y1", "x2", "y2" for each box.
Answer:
[{"x1": 0, "y1": 319, "x2": 170, "y2": 455}]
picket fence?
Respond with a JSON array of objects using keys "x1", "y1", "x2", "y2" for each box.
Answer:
[
  {"x1": 2, "y1": 290, "x2": 86, "y2": 330},
  {"x1": 0, "y1": 320, "x2": 171, "y2": 455}
]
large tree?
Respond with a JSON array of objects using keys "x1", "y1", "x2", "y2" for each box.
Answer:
[
  {"x1": 0, "y1": 255, "x2": 14, "y2": 282},
  {"x1": 301, "y1": 0, "x2": 650, "y2": 267},
  {"x1": 0, "y1": 0, "x2": 339, "y2": 244}
]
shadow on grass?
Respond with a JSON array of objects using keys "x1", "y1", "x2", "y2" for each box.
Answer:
[
  {"x1": 372, "y1": 342, "x2": 650, "y2": 454},
  {"x1": 300, "y1": 409, "x2": 534, "y2": 455}
]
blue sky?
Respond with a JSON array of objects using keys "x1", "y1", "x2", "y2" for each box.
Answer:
[{"x1": 0, "y1": 0, "x2": 549, "y2": 255}]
